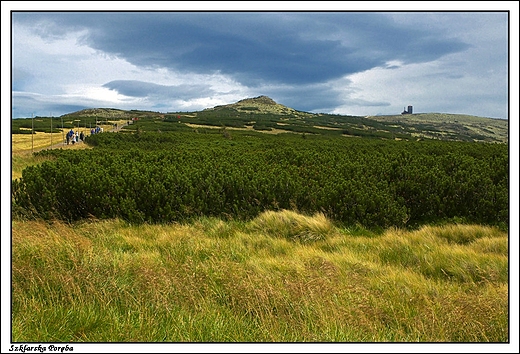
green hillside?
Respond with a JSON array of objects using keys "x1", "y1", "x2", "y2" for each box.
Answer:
[{"x1": 12, "y1": 96, "x2": 508, "y2": 143}]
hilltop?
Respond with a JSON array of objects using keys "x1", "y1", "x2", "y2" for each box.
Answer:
[{"x1": 206, "y1": 95, "x2": 313, "y2": 118}]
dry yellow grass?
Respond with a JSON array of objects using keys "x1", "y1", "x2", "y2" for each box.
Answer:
[{"x1": 12, "y1": 131, "x2": 72, "y2": 152}]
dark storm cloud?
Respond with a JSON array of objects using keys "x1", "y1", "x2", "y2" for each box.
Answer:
[
  {"x1": 259, "y1": 82, "x2": 390, "y2": 114},
  {"x1": 257, "y1": 83, "x2": 348, "y2": 113},
  {"x1": 13, "y1": 12, "x2": 471, "y2": 86}
]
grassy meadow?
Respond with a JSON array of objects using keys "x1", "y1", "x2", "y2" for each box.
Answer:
[
  {"x1": 12, "y1": 130, "x2": 71, "y2": 152},
  {"x1": 11, "y1": 211, "x2": 508, "y2": 342}
]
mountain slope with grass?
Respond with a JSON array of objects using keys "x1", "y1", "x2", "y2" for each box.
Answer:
[{"x1": 191, "y1": 96, "x2": 507, "y2": 142}]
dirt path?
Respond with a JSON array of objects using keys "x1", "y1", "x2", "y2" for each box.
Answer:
[{"x1": 38, "y1": 122, "x2": 130, "y2": 152}]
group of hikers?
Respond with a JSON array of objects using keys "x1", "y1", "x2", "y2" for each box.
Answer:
[
  {"x1": 65, "y1": 126, "x2": 104, "y2": 145},
  {"x1": 66, "y1": 129, "x2": 83, "y2": 145}
]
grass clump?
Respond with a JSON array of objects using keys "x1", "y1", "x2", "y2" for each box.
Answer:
[
  {"x1": 376, "y1": 225, "x2": 508, "y2": 284},
  {"x1": 429, "y1": 224, "x2": 504, "y2": 245},
  {"x1": 248, "y1": 209, "x2": 334, "y2": 243}
]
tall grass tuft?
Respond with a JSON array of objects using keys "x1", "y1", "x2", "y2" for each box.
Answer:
[
  {"x1": 248, "y1": 209, "x2": 334, "y2": 243},
  {"x1": 427, "y1": 224, "x2": 505, "y2": 245}
]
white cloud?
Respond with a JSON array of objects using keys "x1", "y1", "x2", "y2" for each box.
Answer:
[
  {"x1": 331, "y1": 46, "x2": 507, "y2": 119},
  {"x1": 64, "y1": 85, "x2": 136, "y2": 104}
]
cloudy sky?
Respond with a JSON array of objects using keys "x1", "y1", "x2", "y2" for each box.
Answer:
[{"x1": 5, "y1": 5, "x2": 514, "y2": 120}]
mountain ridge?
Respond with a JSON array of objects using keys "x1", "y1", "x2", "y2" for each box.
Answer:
[
  {"x1": 45, "y1": 96, "x2": 507, "y2": 143},
  {"x1": 59, "y1": 96, "x2": 503, "y2": 121}
]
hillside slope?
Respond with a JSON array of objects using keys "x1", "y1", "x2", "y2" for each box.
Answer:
[
  {"x1": 61, "y1": 108, "x2": 162, "y2": 120},
  {"x1": 39, "y1": 96, "x2": 509, "y2": 143},
  {"x1": 366, "y1": 113, "x2": 508, "y2": 143}
]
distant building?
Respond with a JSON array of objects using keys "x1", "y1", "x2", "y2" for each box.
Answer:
[{"x1": 401, "y1": 105, "x2": 413, "y2": 115}]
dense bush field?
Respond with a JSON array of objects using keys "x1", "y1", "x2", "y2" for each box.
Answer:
[{"x1": 12, "y1": 130, "x2": 508, "y2": 229}]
